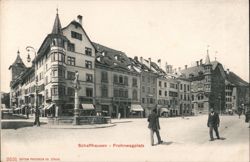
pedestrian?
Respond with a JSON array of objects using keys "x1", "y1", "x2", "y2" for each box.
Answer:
[
  {"x1": 245, "y1": 110, "x2": 250, "y2": 128},
  {"x1": 34, "y1": 108, "x2": 40, "y2": 126},
  {"x1": 26, "y1": 106, "x2": 29, "y2": 119},
  {"x1": 147, "y1": 108, "x2": 163, "y2": 146},
  {"x1": 207, "y1": 108, "x2": 220, "y2": 141},
  {"x1": 238, "y1": 110, "x2": 242, "y2": 119}
]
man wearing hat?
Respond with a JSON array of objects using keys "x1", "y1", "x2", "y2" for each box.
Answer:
[
  {"x1": 207, "y1": 108, "x2": 220, "y2": 141},
  {"x1": 147, "y1": 108, "x2": 163, "y2": 146}
]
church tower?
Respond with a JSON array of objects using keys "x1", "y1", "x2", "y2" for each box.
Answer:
[{"x1": 9, "y1": 50, "x2": 27, "y2": 81}]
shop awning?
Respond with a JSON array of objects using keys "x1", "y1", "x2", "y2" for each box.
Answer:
[
  {"x1": 131, "y1": 104, "x2": 144, "y2": 112},
  {"x1": 44, "y1": 104, "x2": 54, "y2": 110},
  {"x1": 160, "y1": 108, "x2": 169, "y2": 114},
  {"x1": 82, "y1": 104, "x2": 95, "y2": 110}
]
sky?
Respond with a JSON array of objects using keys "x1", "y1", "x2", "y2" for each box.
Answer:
[{"x1": 0, "y1": 0, "x2": 249, "y2": 93}]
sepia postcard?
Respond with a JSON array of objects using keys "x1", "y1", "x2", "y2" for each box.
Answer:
[{"x1": 1, "y1": 0, "x2": 249, "y2": 162}]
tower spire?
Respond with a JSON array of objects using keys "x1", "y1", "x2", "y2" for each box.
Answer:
[
  {"x1": 51, "y1": 8, "x2": 62, "y2": 34},
  {"x1": 205, "y1": 45, "x2": 211, "y2": 65}
]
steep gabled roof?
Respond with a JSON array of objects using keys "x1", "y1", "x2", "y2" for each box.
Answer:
[
  {"x1": 225, "y1": 71, "x2": 248, "y2": 86},
  {"x1": 9, "y1": 51, "x2": 26, "y2": 69},
  {"x1": 94, "y1": 42, "x2": 138, "y2": 73},
  {"x1": 62, "y1": 20, "x2": 97, "y2": 51}
]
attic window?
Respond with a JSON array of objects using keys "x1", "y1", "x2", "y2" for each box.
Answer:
[
  {"x1": 71, "y1": 31, "x2": 82, "y2": 40},
  {"x1": 198, "y1": 71, "x2": 203, "y2": 76}
]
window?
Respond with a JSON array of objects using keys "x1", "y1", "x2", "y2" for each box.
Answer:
[
  {"x1": 142, "y1": 86, "x2": 145, "y2": 93},
  {"x1": 170, "y1": 83, "x2": 175, "y2": 89},
  {"x1": 119, "y1": 76, "x2": 123, "y2": 84},
  {"x1": 132, "y1": 78, "x2": 137, "y2": 87},
  {"x1": 142, "y1": 98, "x2": 145, "y2": 103},
  {"x1": 52, "y1": 69, "x2": 58, "y2": 77},
  {"x1": 150, "y1": 98, "x2": 153, "y2": 104},
  {"x1": 187, "y1": 85, "x2": 190, "y2": 91},
  {"x1": 147, "y1": 87, "x2": 150, "y2": 93},
  {"x1": 101, "y1": 71, "x2": 108, "y2": 83},
  {"x1": 132, "y1": 90, "x2": 138, "y2": 100},
  {"x1": 114, "y1": 89, "x2": 119, "y2": 97},
  {"x1": 159, "y1": 81, "x2": 162, "y2": 87},
  {"x1": 71, "y1": 31, "x2": 82, "y2": 40},
  {"x1": 67, "y1": 43, "x2": 75, "y2": 52},
  {"x1": 51, "y1": 85, "x2": 58, "y2": 96},
  {"x1": 164, "y1": 82, "x2": 167, "y2": 87},
  {"x1": 147, "y1": 77, "x2": 150, "y2": 83},
  {"x1": 51, "y1": 53, "x2": 65, "y2": 62},
  {"x1": 124, "y1": 76, "x2": 128, "y2": 85},
  {"x1": 153, "y1": 88, "x2": 155, "y2": 94},
  {"x1": 165, "y1": 91, "x2": 167, "y2": 96},
  {"x1": 67, "y1": 87, "x2": 74, "y2": 96},
  {"x1": 67, "y1": 56, "x2": 75, "y2": 66},
  {"x1": 85, "y1": 47, "x2": 92, "y2": 56},
  {"x1": 159, "y1": 90, "x2": 162, "y2": 96},
  {"x1": 198, "y1": 103, "x2": 204, "y2": 108},
  {"x1": 113, "y1": 75, "x2": 118, "y2": 83},
  {"x1": 58, "y1": 68, "x2": 65, "y2": 78},
  {"x1": 184, "y1": 84, "x2": 186, "y2": 91},
  {"x1": 101, "y1": 86, "x2": 108, "y2": 97},
  {"x1": 58, "y1": 86, "x2": 65, "y2": 95},
  {"x1": 85, "y1": 61, "x2": 92, "y2": 69},
  {"x1": 86, "y1": 74, "x2": 93, "y2": 82},
  {"x1": 86, "y1": 88, "x2": 93, "y2": 97},
  {"x1": 180, "y1": 84, "x2": 183, "y2": 90},
  {"x1": 169, "y1": 91, "x2": 178, "y2": 97},
  {"x1": 142, "y1": 76, "x2": 145, "y2": 82},
  {"x1": 67, "y1": 71, "x2": 75, "y2": 80}
]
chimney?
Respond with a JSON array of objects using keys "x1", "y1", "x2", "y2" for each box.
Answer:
[
  {"x1": 200, "y1": 59, "x2": 203, "y2": 65},
  {"x1": 134, "y1": 56, "x2": 138, "y2": 61},
  {"x1": 148, "y1": 58, "x2": 151, "y2": 69},
  {"x1": 140, "y1": 57, "x2": 143, "y2": 63},
  {"x1": 227, "y1": 69, "x2": 230, "y2": 74},
  {"x1": 185, "y1": 65, "x2": 188, "y2": 69},
  {"x1": 178, "y1": 67, "x2": 181, "y2": 71},
  {"x1": 196, "y1": 61, "x2": 199, "y2": 66},
  {"x1": 77, "y1": 15, "x2": 83, "y2": 25}
]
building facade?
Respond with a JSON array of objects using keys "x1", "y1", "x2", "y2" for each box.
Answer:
[
  {"x1": 94, "y1": 43, "x2": 141, "y2": 118},
  {"x1": 9, "y1": 13, "x2": 96, "y2": 117}
]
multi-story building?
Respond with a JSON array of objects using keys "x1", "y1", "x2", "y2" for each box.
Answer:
[
  {"x1": 94, "y1": 43, "x2": 141, "y2": 118},
  {"x1": 157, "y1": 76, "x2": 179, "y2": 116},
  {"x1": 178, "y1": 77, "x2": 192, "y2": 116},
  {"x1": 9, "y1": 12, "x2": 248, "y2": 118},
  {"x1": 131, "y1": 57, "x2": 159, "y2": 117},
  {"x1": 181, "y1": 53, "x2": 226, "y2": 114},
  {"x1": 224, "y1": 69, "x2": 249, "y2": 113},
  {"x1": 9, "y1": 13, "x2": 96, "y2": 117}
]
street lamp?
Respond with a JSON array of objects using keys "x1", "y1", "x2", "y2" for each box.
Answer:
[{"x1": 26, "y1": 46, "x2": 38, "y2": 115}]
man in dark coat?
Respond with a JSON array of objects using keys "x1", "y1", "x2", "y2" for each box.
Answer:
[
  {"x1": 148, "y1": 109, "x2": 163, "y2": 146},
  {"x1": 207, "y1": 108, "x2": 220, "y2": 141}
]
